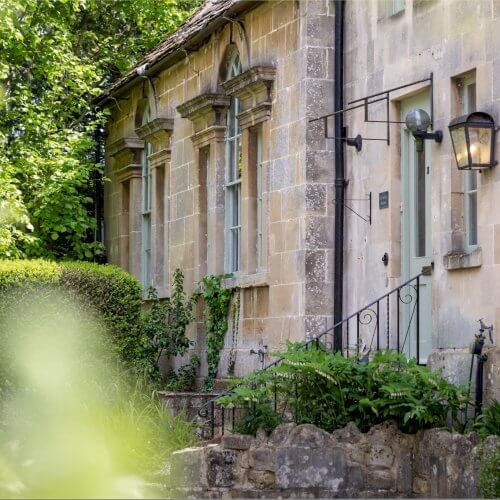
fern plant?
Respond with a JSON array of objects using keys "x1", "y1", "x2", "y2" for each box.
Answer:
[{"x1": 218, "y1": 344, "x2": 470, "y2": 435}]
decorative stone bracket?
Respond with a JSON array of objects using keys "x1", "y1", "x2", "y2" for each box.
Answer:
[
  {"x1": 107, "y1": 137, "x2": 144, "y2": 181},
  {"x1": 222, "y1": 66, "x2": 276, "y2": 129},
  {"x1": 135, "y1": 116, "x2": 174, "y2": 167},
  {"x1": 177, "y1": 93, "x2": 230, "y2": 137}
]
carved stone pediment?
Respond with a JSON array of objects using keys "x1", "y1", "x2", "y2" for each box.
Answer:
[
  {"x1": 177, "y1": 93, "x2": 230, "y2": 134},
  {"x1": 222, "y1": 66, "x2": 276, "y2": 129}
]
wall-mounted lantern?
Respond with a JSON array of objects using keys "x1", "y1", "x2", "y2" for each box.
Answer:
[
  {"x1": 405, "y1": 108, "x2": 443, "y2": 151},
  {"x1": 448, "y1": 112, "x2": 497, "y2": 170}
]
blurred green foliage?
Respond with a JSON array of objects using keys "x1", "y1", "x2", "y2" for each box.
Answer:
[
  {"x1": 0, "y1": 292, "x2": 197, "y2": 498},
  {"x1": 0, "y1": 259, "x2": 146, "y2": 375}
]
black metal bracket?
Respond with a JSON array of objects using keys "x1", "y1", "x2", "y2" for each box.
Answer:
[
  {"x1": 334, "y1": 192, "x2": 372, "y2": 224},
  {"x1": 310, "y1": 73, "x2": 436, "y2": 149}
]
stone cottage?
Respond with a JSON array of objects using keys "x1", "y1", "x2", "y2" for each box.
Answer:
[{"x1": 99, "y1": 0, "x2": 498, "y2": 396}]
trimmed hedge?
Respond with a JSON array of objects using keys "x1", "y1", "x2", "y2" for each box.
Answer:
[{"x1": 0, "y1": 259, "x2": 143, "y2": 364}]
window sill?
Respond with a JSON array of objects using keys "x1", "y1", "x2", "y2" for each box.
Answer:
[
  {"x1": 443, "y1": 247, "x2": 482, "y2": 271},
  {"x1": 222, "y1": 271, "x2": 270, "y2": 289}
]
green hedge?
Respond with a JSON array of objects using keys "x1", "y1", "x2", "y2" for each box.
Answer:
[{"x1": 0, "y1": 259, "x2": 143, "y2": 364}]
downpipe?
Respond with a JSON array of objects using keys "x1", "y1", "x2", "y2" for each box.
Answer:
[
  {"x1": 333, "y1": 0, "x2": 346, "y2": 351},
  {"x1": 465, "y1": 319, "x2": 493, "y2": 422}
]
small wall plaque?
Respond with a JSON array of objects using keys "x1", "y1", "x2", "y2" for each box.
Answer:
[{"x1": 379, "y1": 191, "x2": 389, "y2": 209}]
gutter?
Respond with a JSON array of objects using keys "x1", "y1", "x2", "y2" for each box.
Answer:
[{"x1": 333, "y1": 0, "x2": 346, "y2": 351}]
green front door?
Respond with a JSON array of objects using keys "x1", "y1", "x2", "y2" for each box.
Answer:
[{"x1": 401, "y1": 92, "x2": 432, "y2": 363}]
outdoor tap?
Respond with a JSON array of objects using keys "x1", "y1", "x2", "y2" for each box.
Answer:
[
  {"x1": 250, "y1": 339, "x2": 268, "y2": 369},
  {"x1": 478, "y1": 318, "x2": 494, "y2": 344}
]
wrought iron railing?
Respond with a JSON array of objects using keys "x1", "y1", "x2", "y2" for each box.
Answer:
[{"x1": 197, "y1": 272, "x2": 423, "y2": 438}]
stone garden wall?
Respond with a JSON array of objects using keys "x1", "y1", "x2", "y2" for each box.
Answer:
[{"x1": 167, "y1": 420, "x2": 499, "y2": 498}]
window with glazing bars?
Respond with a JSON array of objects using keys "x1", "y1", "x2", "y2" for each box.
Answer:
[
  {"x1": 461, "y1": 76, "x2": 478, "y2": 249},
  {"x1": 141, "y1": 106, "x2": 152, "y2": 287},
  {"x1": 225, "y1": 54, "x2": 242, "y2": 273},
  {"x1": 256, "y1": 128, "x2": 264, "y2": 271}
]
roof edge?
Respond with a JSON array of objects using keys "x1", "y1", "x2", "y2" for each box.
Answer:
[{"x1": 95, "y1": 0, "x2": 260, "y2": 108}]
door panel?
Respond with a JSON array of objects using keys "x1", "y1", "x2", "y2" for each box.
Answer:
[{"x1": 401, "y1": 93, "x2": 432, "y2": 363}]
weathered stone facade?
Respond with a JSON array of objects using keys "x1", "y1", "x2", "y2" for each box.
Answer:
[
  {"x1": 102, "y1": 0, "x2": 499, "y2": 394},
  {"x1": 103, "y1": 0, "x2": 337, "y2": 378},
  {"x1": 166, "y1": 421, "x2": 498, "y2": 498},
  {"x1": 343, "y1": 0, "x2": 499, "y2": 396}
]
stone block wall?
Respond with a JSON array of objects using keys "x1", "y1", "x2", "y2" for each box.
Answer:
[
  {"x1": 103, "y1": 0, "x2": 338, "y2": 380},
  {"x1": 166, "y1": 421, "x2": 499, "y2": 498}
]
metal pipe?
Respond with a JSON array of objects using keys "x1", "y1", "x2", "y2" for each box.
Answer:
[{"x1": 333, "y1": 0, "x2": 346, "y2": 352}]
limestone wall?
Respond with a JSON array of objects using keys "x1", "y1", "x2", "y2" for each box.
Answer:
[
  {"x1": 103, "y1": 0, "x2": 338, "y2": 378},
  {"x1": 343, "y1": 0, "x2": 499, "y2": 396},
  {"x1": 168, "y1": 421, "x2": 499, "y2": 498}
]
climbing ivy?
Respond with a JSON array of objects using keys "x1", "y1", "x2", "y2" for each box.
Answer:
[
  {"x1": 141, "y1": 269, "x2": 195, "y2": 383},
  {"x1": 194, "y1": 274, "x2": 235, "y2": 392}
]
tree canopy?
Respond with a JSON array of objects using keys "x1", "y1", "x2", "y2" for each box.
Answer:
[{"x1": 0, "y1": 0, "x2": 199, "y2": 260}]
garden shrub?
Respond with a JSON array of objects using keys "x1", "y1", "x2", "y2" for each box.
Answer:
[
  {"x1": 218, "y1": 345, "x2": 470, "y2": 435},
  {"x1": 60, "y1": 261, "x2": 143, "y2": 363},
  {"x1": 0, "y1": 259, "x2": 144, "y2": 371}
]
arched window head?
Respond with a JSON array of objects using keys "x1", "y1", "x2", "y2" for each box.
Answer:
[
  {"x1": 141, "y1": 102, "x2": 151, "y2": 126},
  {"x1": 135, "y1": 98, "x2": 151, "y2": 129},
  {"x1": 227, "y1": 52, "x2": 242, "y2": 81}
]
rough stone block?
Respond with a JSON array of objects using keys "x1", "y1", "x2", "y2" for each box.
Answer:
[
  {"x1": 366, "y1": 444, "x2": 394, "y2": 469},
  {"x1": 268, "y1": 423, "x2": 296, "y2": 447},
  {"x1": 249, "y1": 446, "x2": 276, "y2": 471},
  {"x1": 331, "y1": 421, "x2": 363, "y2": 444},
  {"x1": 276, "y1": 446, "x2": 346, "y2": 490},
  {"x1": 247, "y1": 469, "x2": 276, "y2": 489},
  {"x1": 222, "y1": 433, "x2": 254, "y2": 451},
  {"x1": 365, "y1": 469, "x2": 395, "y2": 491},
  {"x1": 171, "y1": 446, "x2": 206, "y2": 488},
  {"x1": 206, "y1": 446, "x2": 238, "y2": 488},
  {"x1": 287, "y1": 423, "x2": 334, "y2": 448}
]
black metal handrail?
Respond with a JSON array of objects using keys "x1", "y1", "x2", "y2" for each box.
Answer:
[{"x1": 196, "y1": 272, "x2": 423, "y2": 438}]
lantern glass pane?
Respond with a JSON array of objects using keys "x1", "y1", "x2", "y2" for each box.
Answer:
[
  {"x1": 451, "y1": 127, "x2": 469, "y2": 168},
  {"x1": 468, "y1": 126, "x2": 492, "y2": 166}
]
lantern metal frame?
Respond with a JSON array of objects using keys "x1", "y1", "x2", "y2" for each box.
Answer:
[{"x1": 448, "y1": 111, "x2": 498, "y2": 171}]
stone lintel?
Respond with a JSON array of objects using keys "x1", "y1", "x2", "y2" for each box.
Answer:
[
  {"x1": 191, "y1": 126, "x2": 226, "y2": 149},
  {"x1": 222, "y1": 66, "x2": 276, "y2": 107},
  {"x1": 107, "y1": 137, "x2": 144, "y2": 158},
  {"x1": 177, "y1": 93, "x2": 230, "y2": 122},
  {"x1": 149, "y1": 148, "x2": 171, "y2": 167},
  {"x1": 238, "y1": 102, "x2": 272, "y2": 130},
  {"x1": 116, "y1": 163, "x2": 142, "y2": 183},
  {"x1": 135, "y1": 117, "x2": 174, "y2": 142}
]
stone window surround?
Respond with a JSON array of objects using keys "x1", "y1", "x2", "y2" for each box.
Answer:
[
  {"x1": 135, "y1": 117, "x2": 174, "y2": 297},
  {"x1": 444, "y1": 72, "x2": 482, "y2": 272},
  {"x1": 222, "y1": 65, "x2": 275, "y2": 287},
  {"x1": 108, "y1": 137, "x2": 144, "y2": 279},
  {"x1": 177, "y1": 64, "x2": 275, "y2": 288}
]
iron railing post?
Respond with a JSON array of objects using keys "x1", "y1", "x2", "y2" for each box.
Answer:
[{"x1": 416, "y1": 276, "x2": 420, "y2": 363}]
